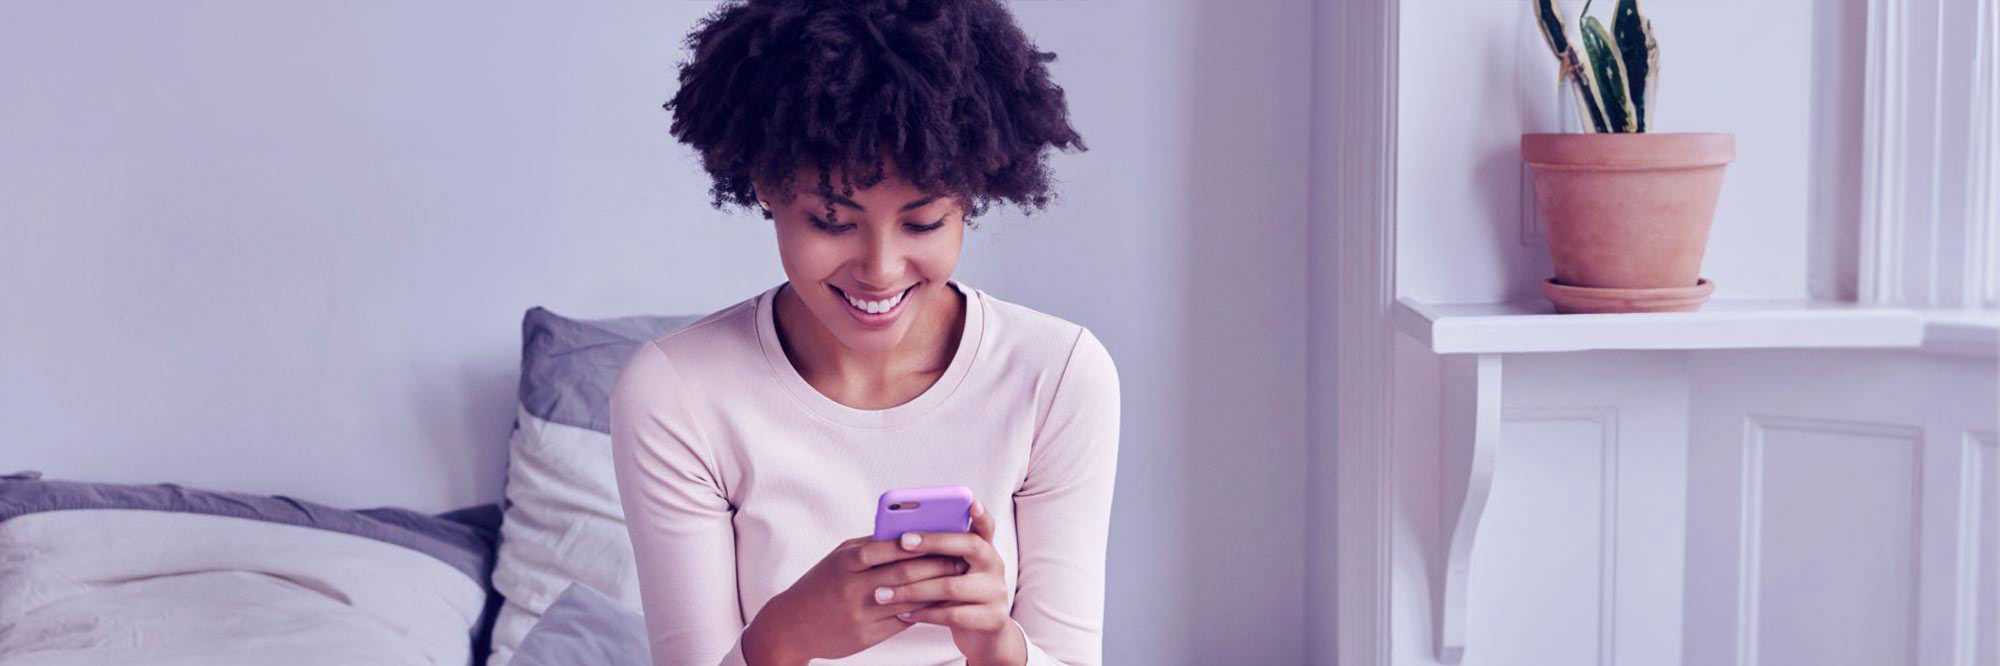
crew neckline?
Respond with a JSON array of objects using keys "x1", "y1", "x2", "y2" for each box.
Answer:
[{"x1": 756, "y1": 279, "x2": 984, "y2": 430}]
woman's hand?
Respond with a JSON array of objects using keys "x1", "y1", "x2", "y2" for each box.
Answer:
[
  {"x1": 742, "y1": 534, "x2": 968, "y2": 665},
  {"x1": 887, "y1": 500, "x2": 1029, "y2": 666}
]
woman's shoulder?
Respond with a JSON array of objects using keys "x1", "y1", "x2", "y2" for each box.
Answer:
[
  {"x1": 655, "y1": 292, "x2": 761, "y2": 351},
  {"x1": 613, "y1": 289, "x2": 766, "y2": 393},
  {"x1": 970, "y1": 288, "x2": 1120, "y2": 437},
  {"x1": 972, "y1": 287, "x2": 1117, "y2": 381}
]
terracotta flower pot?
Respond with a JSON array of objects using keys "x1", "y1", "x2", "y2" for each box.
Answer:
[{"x1": 1521, "y1": 132, "x2": 1734, "y2": 313}]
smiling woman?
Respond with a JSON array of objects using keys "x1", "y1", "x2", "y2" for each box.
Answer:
[
  {"x1": 608, "y1": 2, "x2": 1117, "y2": 666},
  {"x1": 761, "y1": 160, "x2": 971, "y2": 408}
]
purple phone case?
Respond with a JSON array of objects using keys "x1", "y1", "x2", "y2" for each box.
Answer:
[{"x1": 872, "y1": 484, "x2": 974, "y2": 541}]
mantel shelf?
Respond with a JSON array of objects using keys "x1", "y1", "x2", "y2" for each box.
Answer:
[
  {"x1": 1404, "y1": 298, "x2": 1996, "y2": 664},
  {"x1": 1391, "y1": 297, "x2": 2000, "y2": 355}
]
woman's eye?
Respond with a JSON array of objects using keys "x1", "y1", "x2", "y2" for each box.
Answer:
[
  {"x1": 810, "y1": 216, "x2": 946, "y2": 234},
  {"x1": 809, "y1": 216, "x2": 853, "y2": 234}
]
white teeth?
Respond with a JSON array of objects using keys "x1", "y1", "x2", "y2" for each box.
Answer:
[{"x1": 844, "y1": 287, "x2": 907, "y2": 314}]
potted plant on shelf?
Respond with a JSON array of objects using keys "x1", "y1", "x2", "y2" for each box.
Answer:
[{"x1": 1526, "y1": 0, "x2": 1733, "y2": 313}]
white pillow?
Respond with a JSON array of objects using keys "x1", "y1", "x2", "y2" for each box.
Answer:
[
  {"x1": 488, "y1": 406, "x2": 641, "y2": 666},
  {"x1": 487, "y1": 308, "x2": 697, "y2": 666}
]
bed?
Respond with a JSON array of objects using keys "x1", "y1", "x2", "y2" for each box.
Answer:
[{"x1": 0, "y1": 306, "x2": 693, "y2": 666}]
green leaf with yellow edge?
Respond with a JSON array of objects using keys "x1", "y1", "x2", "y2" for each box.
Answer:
[
  {"x1": 1578, "y1": 16, "x2": 1636, "y2": 132},
  {"x1": 1611, "y1": 0, "x2": 1657, "y2": 131},
  {"x1": 1533, "y1": 0, "x2": 1610, "y2": 132}
]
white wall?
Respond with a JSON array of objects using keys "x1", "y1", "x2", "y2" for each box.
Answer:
[
  {"x1": 2, "y1": 1, "x2": 769, "y2": 510},
  {"x1": 0, "y1": 2, "x2": 1313, "y2": 663}
]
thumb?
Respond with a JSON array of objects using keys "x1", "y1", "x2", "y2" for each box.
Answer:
[{"x1": 969, "y1": 499, "x2": 996, "y2": 542}]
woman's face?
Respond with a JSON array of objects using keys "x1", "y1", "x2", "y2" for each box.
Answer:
[{"x1": 757, "y1": 165, "x2": 967, "y2": 356}]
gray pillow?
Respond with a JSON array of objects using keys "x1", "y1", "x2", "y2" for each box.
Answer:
[
  {"x1": 519, "y1": 307, "x2": 701, "y2": 434},
  {"x1": 511, "y1": 581, "x2": 651, "y2": 666}
]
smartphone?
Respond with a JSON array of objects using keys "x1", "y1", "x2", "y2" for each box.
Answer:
[{"x1": 872, "y1": 484, "x2": 974, "y2": 541}]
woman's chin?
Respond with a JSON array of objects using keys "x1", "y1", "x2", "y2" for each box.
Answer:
[{"x1": 833, "y1": 330, "x2": 905, "y2": 356}]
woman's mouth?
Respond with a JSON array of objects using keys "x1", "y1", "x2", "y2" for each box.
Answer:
[{"x1": 831, "y1": 282, "x2": 918, "y2": 327}]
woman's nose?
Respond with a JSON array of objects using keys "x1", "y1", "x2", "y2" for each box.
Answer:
[{"x1": 857, "y1": 236, "x2": 904, "y2": 286}]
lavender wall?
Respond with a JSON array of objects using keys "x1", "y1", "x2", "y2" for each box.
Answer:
[{"x1": 0, "y1": 2, "x2": 1312, "y2": 663}]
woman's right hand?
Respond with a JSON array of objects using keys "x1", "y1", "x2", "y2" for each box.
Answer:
[{"x1": 742, "y1": 534, "x2": 971, "y2": 665}]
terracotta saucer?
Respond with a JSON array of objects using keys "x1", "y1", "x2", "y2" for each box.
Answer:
[{"x1": 1541, "y1": 277, "x2": 1714, "y2": 314}]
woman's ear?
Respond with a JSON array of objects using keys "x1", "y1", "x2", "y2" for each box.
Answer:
[{"x1": 750, "y1": 184, "x2": 775, "y2": 218}]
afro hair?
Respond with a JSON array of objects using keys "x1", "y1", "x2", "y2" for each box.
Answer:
[{"x1": 664, "y1": 0, "x2": 1087, "y2": 223}]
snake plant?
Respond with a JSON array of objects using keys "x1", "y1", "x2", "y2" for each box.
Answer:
[{"x1": 1534, "y1": 0, "x2": 1658, "y2": 133}]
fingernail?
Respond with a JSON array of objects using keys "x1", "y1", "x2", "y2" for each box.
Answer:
[
  {"x1": 901, "y1": 533, "x2": 921, "y2": 550},
  {"x1": 971, "y1": 500, "x2": 984, "y2": 517},
  {"x1": 897, "y1": 611, "x2": 913, "y2": 621},
  {"x1": 874, "y1": 587, "x2": 893, "y2": 604}
]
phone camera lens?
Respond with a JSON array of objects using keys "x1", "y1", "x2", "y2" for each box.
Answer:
[{"x1": 889, "y1": 503, "x2": 902, "y2": 510}]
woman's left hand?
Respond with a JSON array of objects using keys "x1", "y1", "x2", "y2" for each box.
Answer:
[{"x1": 880, "y1": 499, "x2": 1028, "y2": 666}]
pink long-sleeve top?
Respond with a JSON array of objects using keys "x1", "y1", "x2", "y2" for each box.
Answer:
[{"x1": 609, "y1": 279, "x2": 1121, "y2": 666}]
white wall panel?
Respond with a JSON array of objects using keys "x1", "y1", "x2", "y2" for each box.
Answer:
[
  {"x1": 1393, "y1": 348, "x2": 1691, "y2": 666},
  {"x1": 1744, "y1": 416, "x2": 1923, "y2": 666},
  {"x1": 1686, "y1": 349, "x2": 2000, "y2": 666},
  {"x1": 1468, "y1": 409, "x2": 1616, "y2": 666},
  {"x1": 1966, "y1": 431, "x2": 1999, "y2": 665}
]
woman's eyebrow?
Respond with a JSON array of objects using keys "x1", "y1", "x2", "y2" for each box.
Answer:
[{"x1": 816, "y1": 193, "x2": 940, "y2": 213}]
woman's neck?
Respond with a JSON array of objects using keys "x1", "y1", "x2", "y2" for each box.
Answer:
[{"x1": 773, "y1": 281, "x2": 965, "y2": 396}]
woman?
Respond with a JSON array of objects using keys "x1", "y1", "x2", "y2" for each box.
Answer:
[{"x1": 607, "y1": 1, "x2": 1118, "y2": 665}]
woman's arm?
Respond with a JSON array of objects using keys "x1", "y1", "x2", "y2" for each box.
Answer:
[
  {"x1": 1009, "y1": 327, "x2": 1122, "y2": 666},
  {"x1": 609, "y1": 341, "x2": 759, "y2": 666}
]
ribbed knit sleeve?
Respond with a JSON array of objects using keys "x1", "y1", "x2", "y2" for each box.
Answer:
[
  {"x1": 609, "y1": 340, "x2": 752, "y2": 666},
  {"x1": 1009, "y1": 327, "x2": 1121, "y2": 666}
]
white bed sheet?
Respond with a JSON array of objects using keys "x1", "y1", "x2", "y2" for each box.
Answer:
[{"x1": 0, "y1": 509, "x2": 486, "y2": 665}]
